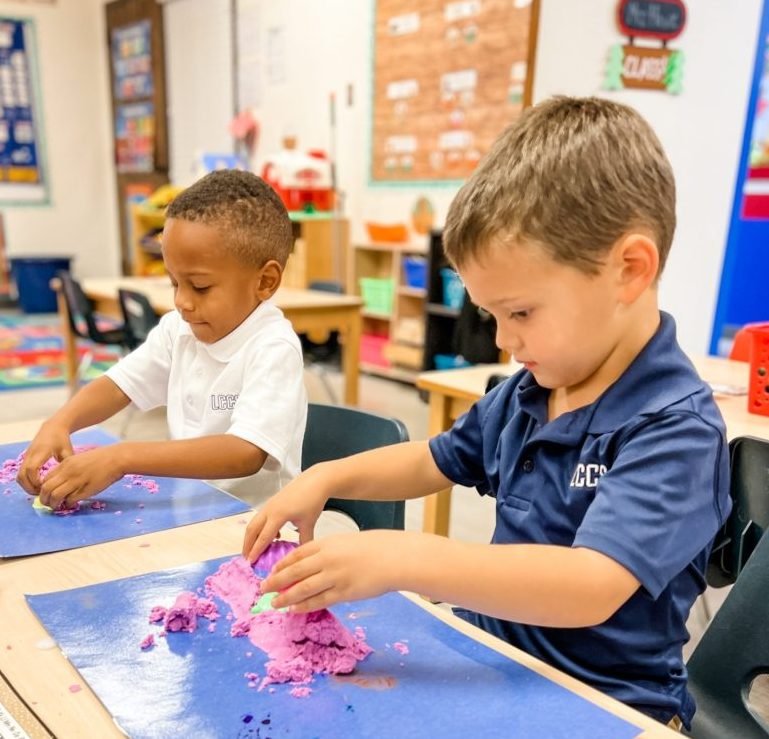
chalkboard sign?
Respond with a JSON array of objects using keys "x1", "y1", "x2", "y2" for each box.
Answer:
[{"x1": 617, "y1": 0, "x2": 686, "y2": 41}]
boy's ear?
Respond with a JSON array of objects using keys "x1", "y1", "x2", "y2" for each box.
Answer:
[
  {"x1": 255, "y1": 259, "x2": 283, "y2": 299},
  {"x1": 613, "y1": 232, "x2": 659, "y2": 303}
]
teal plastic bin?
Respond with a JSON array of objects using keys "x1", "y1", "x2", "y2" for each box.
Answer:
[
  {"x1": 10, "y1": 256, "x2": 72, "y2": 313},
  {"x1": 440, "y1": 268, "x2": 465, "y2": 310}
]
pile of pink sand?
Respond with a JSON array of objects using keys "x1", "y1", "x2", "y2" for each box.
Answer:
[
  {"x1": 143, "y1": 550, "x2": 373, "y2": 693},
  {"x1": 1, "y1": 444, "x2": 160, "y2": 514}
]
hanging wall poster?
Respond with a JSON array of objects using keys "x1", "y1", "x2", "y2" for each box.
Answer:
[
  {"x1": 115, "y1": 101, "x2": 154, "y2": 173},
  {"x1": 371, "y1": 0, "x2": 539, "y2": 184},
  {"x1": 111, "y1": 20, "x2": 153, "y2": 102},
  {"x1": 0, "y1": 17, "x2": 47, "y2": 204}
]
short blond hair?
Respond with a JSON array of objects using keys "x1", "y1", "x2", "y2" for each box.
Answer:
[{"x1": 443, "y1": 96, "x2": 676, "y2": 275}]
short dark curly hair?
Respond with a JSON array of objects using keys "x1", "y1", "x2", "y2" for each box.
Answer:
[{"x1": 166, "y1": 169, "x2": 293, "y2": 268}]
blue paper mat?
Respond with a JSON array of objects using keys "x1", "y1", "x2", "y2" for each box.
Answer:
[
  {"x1": 27, "y1": 556, "x2": 643, "y2": 739},
  {"x1": 0, "y1": 429, "x2": 250, "y2": 557}
]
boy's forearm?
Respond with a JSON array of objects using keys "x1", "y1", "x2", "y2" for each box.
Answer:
[
  {"x1": 393, "y1": 533, "x2": 639, "y2": 628},
  {"x1": 111, "y1": 434, "x2": 267, "y2": 480},
  {"x1": 47, "y1": 376, "x2": 131, "y2": 431},
  {"x1": 308, "y1": 441, "x2": 453, "y2": 503}
]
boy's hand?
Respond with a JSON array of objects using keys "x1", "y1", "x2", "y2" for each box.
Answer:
[
  {"x1": 242, "y1": 470, "x2": 330, "y2": 564},
  {"x1": 17, "y1": 424, "x2": 74, "y2": 495},
  {"x1": 37, "y1": 446, "x2": 124, "y2": 509},
  {"x1": 262, "y1": 530, "x2": 402, "y2": 613}
]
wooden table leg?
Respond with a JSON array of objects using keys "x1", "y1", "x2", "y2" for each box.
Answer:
[
  {"x1": 55, "y1": 286, "x2": 78, "y2": 397},
  {"x1": 422, "y1": 392, "x2": 453, "y2": 537},
  {"x1": 341, "y1": 306, "x2": 361, "y2": 407}
]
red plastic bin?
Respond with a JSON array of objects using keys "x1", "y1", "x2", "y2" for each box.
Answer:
[
  {"x1": 360, "y1": 333, "x2": 391, "y2": 368},
  {"x1": 747, "y1": 323, "x2": 769, "y2": 416}
]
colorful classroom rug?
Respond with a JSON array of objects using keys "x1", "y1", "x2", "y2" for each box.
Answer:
[{"x1": 0, "y1": 313, "x2": 122, "y2": 391}]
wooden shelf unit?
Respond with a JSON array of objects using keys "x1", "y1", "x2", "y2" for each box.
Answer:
[
  {"x1": 130, "y1": 204, "x2": 166, "y2": 276},
  {"x1": 352, "y1": 240, "x2": 428, "y2": 382},
  {"x1": 423, "y1": 228, "x2": 504, "y2": 372},
  {"x1": 129, "y1": 205, "x2": 349, "y2": 289}
]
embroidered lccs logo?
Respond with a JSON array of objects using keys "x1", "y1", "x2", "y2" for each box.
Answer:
[
  {"x1": 211, "y1": 394, "x2": 238, "y2": 410},
  {"x1": 570, "y1": 463, "x2": 608, "y2": 488}
]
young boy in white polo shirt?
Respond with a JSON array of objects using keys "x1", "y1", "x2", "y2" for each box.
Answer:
[{"x1": 18, "y1": 169, "x2": 307, "y2": 509}]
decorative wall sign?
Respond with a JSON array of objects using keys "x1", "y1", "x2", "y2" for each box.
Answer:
[
  {"x1": 0, "y1": 17, "x2": 47, "y2": 205},
  {"x1": 371, "y1": 0, "x2": 539, "y2": 184},
  {"x1": 604, "y1": 0, "x2": 686, "y2": 94}
]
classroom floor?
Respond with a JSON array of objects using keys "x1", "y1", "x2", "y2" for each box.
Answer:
[{"x1": 7, "y1": 351, "x2": 769, "y2": 721}]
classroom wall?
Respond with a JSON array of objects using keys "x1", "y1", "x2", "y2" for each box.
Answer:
[
  {"x1": 1, "y1": 0, "x2": 119, "y2": 279},
  {"x1": 532, "y1": 1, "x2": 762, "y2": 353},
  {"x1": 208, "y1": 0, "x2": 760, "y2": 353}
]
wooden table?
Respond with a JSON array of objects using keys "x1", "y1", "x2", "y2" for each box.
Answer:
[
  {"x1": 417, "y1": 357, "x2": 769, "y2": 537},
  {"x1": 54, "y1": 276, "x2": 363, "y2": 405},
  {"x1": 0, "y1": 434, "x2": 677, "y2": 736}
]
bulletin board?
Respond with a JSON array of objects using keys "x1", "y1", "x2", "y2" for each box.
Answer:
[
  {"x1": 0, "y1": 17, "x2": 48, "y2": 205},
  {"x1": 370, "y1": 0, "x2": 539, "y2": 185}
]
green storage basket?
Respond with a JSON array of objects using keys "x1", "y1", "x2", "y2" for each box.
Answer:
[{"x1": 360, "y1": 277, "x2": 394, "y2": 315}]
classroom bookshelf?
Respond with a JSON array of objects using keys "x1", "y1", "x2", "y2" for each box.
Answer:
[{"x1": 352, "y1": 241, "x2": 428, "y2": 383}]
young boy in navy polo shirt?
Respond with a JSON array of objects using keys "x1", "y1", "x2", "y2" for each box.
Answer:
[
  {"x1": 242, "y1": 97, "x2": 731, "y2": 729},
  {"x1": 18, "y1": 170, "x2": 307, "y2": 509}
]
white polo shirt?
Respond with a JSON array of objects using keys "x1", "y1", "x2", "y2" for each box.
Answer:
[{"x1": 106, "y1": 300, "x2": 307, "y2": 507}]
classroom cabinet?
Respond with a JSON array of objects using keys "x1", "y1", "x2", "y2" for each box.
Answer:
[{"x1": 422, "y1": 229, "x2": 502, "y2": 372}]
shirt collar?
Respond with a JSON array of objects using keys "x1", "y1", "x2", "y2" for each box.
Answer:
[
  {"x1": 516, "y1": 312, "x2": 706, "y2": 439},
  {"x1": 178, "y1": 300, "x2": 270, "y2": 362}
]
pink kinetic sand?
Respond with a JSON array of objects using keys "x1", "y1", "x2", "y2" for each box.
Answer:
[
  {"x1": 145, "y1": 552, "x2": 373, "y2": 688},
  {"x1": 139, "y1": 634, "x2": 155, "y2": 650},
  {"x1": 0, "y1": 445, "x2": 98, "y2": 484},
  {"x1": 205, "y1": 556, "x2": 372, "y2": 687},
  {"x1": 148, "y1": 606, "x2": 167, "y2": 624},
  {"x1": 163, "y1": 592, "x2": 199, "y2": 633},
  {"x1": 1, "y1": 445, "x2": 161, "y2": 513}
]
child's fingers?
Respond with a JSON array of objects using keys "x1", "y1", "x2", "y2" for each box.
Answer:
[
  {"x1": 56, "y1": 442, "x2": 74, "y2": 461},
  {"x1": 40, "y1": 479, "x2": 81, "y2": 509},
  {"x1": 17, "y1": 450, "x2": 47, "y2": 493},
  {"x1": 262, "y1": 549, "x2": 319, "y2": 594},
  {"x1": 297, "y1": 520, "x2": 315, "y2": 546},
  {"x1": 16, "y1": 466, "x2": 40, "y2": 494},
  {"x1": 273, "y1": 572, "x2": 333, "y2": 611},
  {"x1": 243, "y1": 514, "x2": 281, "y2": 563}
]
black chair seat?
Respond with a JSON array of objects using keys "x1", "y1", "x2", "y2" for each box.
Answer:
[
  {"x1": 302, "y1": 403, "x2": 409, "y2": 531},
  {"x1": 685, "y1": 435, "x2": 769, "y2": 738}
]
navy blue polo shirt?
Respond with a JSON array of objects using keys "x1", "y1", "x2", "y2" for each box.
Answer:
[{"x1": 429, "y1": 312, "x2": 731, "y2": 727}]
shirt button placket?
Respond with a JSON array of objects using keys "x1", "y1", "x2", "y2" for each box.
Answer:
[{"x1": 522, "y1": 458, "x2": 534, "y2": 473}]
